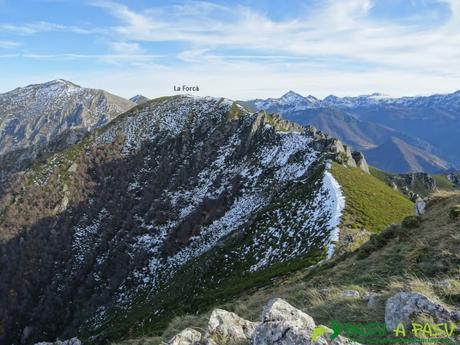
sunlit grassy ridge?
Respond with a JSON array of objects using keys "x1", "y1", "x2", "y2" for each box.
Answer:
[{"x1": 331, "y1": 163, "x2": 414, "y2": 232}]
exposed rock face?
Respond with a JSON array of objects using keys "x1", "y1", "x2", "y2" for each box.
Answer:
[
  {"x1": 385, "y1": 292, "x2": 460, "y2": 331},
  {"x1": 168, "y1": 328, "x2": 202, "y2": 345},
  {"x1": 205, "y1": 309, "x2": 258, "y2": 344},
  {"x1": 384, "y1": 172, "x2": 437, "y2": 199},
  {"x1": 448, "y1": 172, "x2": 460, "y2": 187},
  {"x1": 169, "y1": 298, "x2": 361, "y2": 345},
  {"x1": 306, "y1": 126, "x2": 369, "y2": 174},
  {"x1": 450, "y1": 205, "x2": 460, "y2": 219},
  {"x1": 351, "y1": 152, "x2": 369, "y2": 174}
]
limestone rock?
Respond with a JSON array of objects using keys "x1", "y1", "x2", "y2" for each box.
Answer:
[
  {"x1": 206, "y1": 309, "x2": 258, "y2": 344},
  {"x1": 385, "y1": 292, "x2": 460, "y2": 331},
  {"x1": 251, "y1": 298, "x2": 315, "y2": 345},
  {"x1": 170, "y1": 298, "x2": 361, "y2": 345},
  {"x1": 168, "y1": 328, "x2": 202, "y2": 345},
  {"x1": 251, "y1": 298, "x2": 361, "y2": 345},
  {"x1": 352, "y1": 151, "x2": 370, "y2": 174},
  {"x1": 450, "y1": 205, "x2": 460, "y2": 219}
]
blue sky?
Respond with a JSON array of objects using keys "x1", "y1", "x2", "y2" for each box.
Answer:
[{"x1": 0, "y1": 0, "x2": 459, "y2": 99}]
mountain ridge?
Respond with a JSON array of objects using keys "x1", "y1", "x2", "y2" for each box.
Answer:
[
  {"x1": 247, "y1": 91, "x2": 460, "y2": 172},
  {"x1": 0, "y1": 95, "x2": 377, "y2": 344}
]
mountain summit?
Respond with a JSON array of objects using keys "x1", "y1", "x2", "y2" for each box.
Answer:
[{"x1": 0, "y1": 80, "x2": 135, "y2": 156}]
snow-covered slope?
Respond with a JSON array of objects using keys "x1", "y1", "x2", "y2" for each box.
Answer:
[
  {"x1": 252, "y1": 90, "x2": 321, "y2": 112},
  {"x1": 0, "y1": 79, "x2": 135, "y2": 156},
  {"x1": 0, "y1": 95, "x2": 354, "y2": 344}
]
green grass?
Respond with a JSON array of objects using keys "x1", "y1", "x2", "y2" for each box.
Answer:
[
  {"x1": 331, "y1": 163, "x2": 414, "y2": 232},
  {"x1": 433, "y1": 174, "x2": 455, "y2": 191},
  {"x1": 368, "y1": 166, "x2": 393, "y2": 184}
]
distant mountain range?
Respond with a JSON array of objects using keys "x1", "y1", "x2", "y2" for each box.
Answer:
[{"x1": 246, "y1": 90, "x2": 460, "y2": 173}]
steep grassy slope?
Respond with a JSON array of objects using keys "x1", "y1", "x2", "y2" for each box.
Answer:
[
  {"x1": 117, "y1": 192, "x2": 460, "y2": 345},
  {"x1": 331, "y1": 163, "x2": 413, "y2": 233}
]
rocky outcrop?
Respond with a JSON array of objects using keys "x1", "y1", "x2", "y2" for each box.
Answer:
[
  {"x1": 168, "y1": 328, "x2": 202, "y2": 345},
  {"x1": 351, "y1": 152, "x2": 369, "y2": 174},
  {"x1": 306, "y1": 126, "x2": 370, "y2": 174},
  {"x1": 251, "y1": 298, "x2": 316, "y2": 345},
  {"x1": 386, "y1": 172, "x2": 437, "y2": 199},
  {"x1": 385, "y1": 292, "x2": 460, "y2": 331},
  {"x1": 169, "y1": 298, "x2": 360, "y2": 345},
  {"x1": 205, "y1": 309, "x2": 258, "y2": 344},
  {"x1": 448, "y1": 172, "x2": 460, "y2": 187}
]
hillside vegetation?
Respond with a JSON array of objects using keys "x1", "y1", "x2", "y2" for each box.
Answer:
[
  {"x1": 116, "y1": 191, "x2": 460, "y2": 344},
  {"x1": 331, "y1": 163, "x2": 413, "y2": 233},
  {"x1": 112, "y1": 165, "x2": 429, "y2": 345}
]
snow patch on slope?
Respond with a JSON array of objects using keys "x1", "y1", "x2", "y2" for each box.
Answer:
[{"x1": 323, "y1": 170, "x2": 345, "y2": 257}]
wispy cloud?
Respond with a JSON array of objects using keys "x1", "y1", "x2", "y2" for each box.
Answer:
[
  {"x1": 15, "y1": 52, "x2": 160, "y2": 65},
  {"x1": 0, "y1": 21, "x2": 102, "y2": 35},
  {"x1": 1, "y1": 0, "x2": 460, "y2": 98},
  {"x1": 92, "y1": 0, "x2": 460, "y2": 76},
  {"x1": 0, "y1": 40, "x2": 20, "y2": 49}
]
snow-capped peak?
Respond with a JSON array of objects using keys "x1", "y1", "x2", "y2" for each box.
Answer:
[{"x1": 279, "y1": 90, "x2": 305, "y2": 103}]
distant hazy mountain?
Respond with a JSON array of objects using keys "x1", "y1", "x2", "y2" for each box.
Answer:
[
  {"x1": 0, "y1": 79, "x2": 135, "y2": 156},
  {"x1": 248, "y1": 91, "x2": 460, "y2": 172},
  {"x1": 321, "y1": 91, "x2": 460, "y2": 110},
  {"x1": 130, "y1": 94, "x2": 150, "y2": 105},
  {"x1": 365, "y1": 136, "x2": 449, "y2": 173}
]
